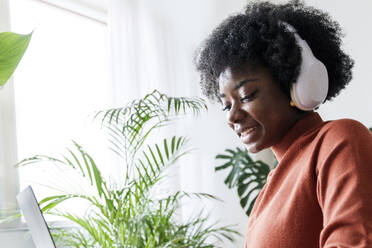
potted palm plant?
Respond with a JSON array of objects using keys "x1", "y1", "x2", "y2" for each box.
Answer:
[{"x1": 17, "y1": 90, "x2": 238, "y2": 247}]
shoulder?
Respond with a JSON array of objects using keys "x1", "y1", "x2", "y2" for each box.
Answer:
[
  {"x1": 314, "y1": 118, "x2": 372, "y2": 171},
  {"x1": 314, "y1": 118, "x2": 372, "y2": 166},
  {"x1": 319, "y1": 118, "x2": 372, "y2": 144}
]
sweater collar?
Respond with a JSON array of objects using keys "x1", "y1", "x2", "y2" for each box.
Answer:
[{"x1": 272, "y1": 112, "x2": 323, "y2": 161}]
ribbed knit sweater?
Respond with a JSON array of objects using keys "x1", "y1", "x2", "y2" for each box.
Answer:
[{"x1": 245, "y1": 112, "x2": 372, "y2": 248}]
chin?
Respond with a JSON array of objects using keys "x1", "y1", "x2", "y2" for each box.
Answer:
[{"x1": 244, "y1": 144, "x2": 261, "y2": 154}]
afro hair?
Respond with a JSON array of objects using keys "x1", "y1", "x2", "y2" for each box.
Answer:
[{"x1": 195, "y1": 0, "x2": 354, "y2": 103}]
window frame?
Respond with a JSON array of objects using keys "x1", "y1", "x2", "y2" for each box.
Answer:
[
  {"x1": 36, "y1": 0, "x2": 108, "y2": 24},
  {"x1": 0, "y1": 0, "x2": 20, "y2": 229}
]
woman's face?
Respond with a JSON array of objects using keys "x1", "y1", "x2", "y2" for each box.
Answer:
[{"x1": 218, "y1": 65, "x2": 305, "y2": 153}]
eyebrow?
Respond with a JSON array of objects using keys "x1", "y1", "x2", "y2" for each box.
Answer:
[{"x1": 219, "y1": 78, "x2": 258, "y2": 98}]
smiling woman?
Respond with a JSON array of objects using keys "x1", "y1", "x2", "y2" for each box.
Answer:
[
  {"x1": 195, "y1": 0, "x2": 372, "y2": 247},
  {"x1": 218, "y1": 65, "x2": 307, "y2": 153}
]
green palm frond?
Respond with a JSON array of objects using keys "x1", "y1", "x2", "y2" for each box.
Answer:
[
  {"x1": 94, "y1": 90, "x2": 207, "y2": 166},
  {"x1": 51, "y1": 228, "x2": 94, "y2": 248},
  {"x1": 17, "y1": 141, "x2": 109, "y2": 199},
  {"x1": 95, "y1": 90, "x2": 207, "y2": 126},
  {"x1": 216, "y1": 147, "x2": 272, "y2": 216},
  {"x1": 137, "y1": 136, "x2": 188, "y2": 175}
]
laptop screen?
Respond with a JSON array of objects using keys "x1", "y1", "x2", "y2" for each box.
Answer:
[{"x1": 16, "y1": 186, "x2": 56, "y2": 248}]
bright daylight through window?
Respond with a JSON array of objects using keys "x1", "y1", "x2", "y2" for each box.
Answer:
[{"x1": 9, "y1": 0, "x2": 112, "y2": 220}]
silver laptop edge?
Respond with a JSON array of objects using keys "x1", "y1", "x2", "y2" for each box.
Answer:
[{"x1": 16, "y1": 186, "x2": 56, "y2": 248}]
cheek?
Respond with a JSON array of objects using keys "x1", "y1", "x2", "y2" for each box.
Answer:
[
  {"x1": 241, "y1": 99, "x2": 271, "y2": 125},
  {"x1": 244, "y1": 98, "x2": 287, "y2": 140}
]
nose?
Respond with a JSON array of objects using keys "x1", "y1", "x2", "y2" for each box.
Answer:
[{"x1": 227, "y1": 102, "x2": 245, "y2": 125}]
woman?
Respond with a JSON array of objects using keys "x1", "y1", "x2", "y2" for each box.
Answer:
[{"x1": 195, "y1": 0, "x2": 372, "y2": 247}]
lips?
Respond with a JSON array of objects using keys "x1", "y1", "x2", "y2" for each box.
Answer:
[
  {"x1": 240, "y1": 126, "x2": 257, "y2": 137},
  {"x1": 236, "y1": 126, "x2": 258, "y2": 138}
]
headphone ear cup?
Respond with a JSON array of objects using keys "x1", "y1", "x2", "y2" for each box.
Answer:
[
  {"x1": 290, "y1": 33, "x2": 329, "y2": 110},
  {"x1": 290, "y1": 59, "x2": 328, "y2": 111}
]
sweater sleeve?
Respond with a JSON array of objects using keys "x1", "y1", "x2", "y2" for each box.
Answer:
[{"x1": 316, "y1": 119, "x2": 372, "y2": 248}]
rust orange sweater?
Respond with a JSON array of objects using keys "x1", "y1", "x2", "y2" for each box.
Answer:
[{"x1": 245, "y1": 112, "x2": 372, "y2": 248}]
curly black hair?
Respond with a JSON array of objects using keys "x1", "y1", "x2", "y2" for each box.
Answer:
[{"x1": 195, "y1": 0, "x2": 354, "y2": 103}]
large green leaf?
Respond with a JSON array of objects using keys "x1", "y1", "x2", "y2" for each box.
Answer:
[
  {"x1": 0, "y1": 32, "x2": 32, "y2": 86},
  {"x1": 216, "y1": 147, "x2": 273, "y2": 216}
]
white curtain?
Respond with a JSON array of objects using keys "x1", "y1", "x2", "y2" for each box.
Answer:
[
  {"x1": 108, "y1": 1, "x2": 249, "y2": 246},
  {"x1": 0, "y1": 0, "x2": 20, "y2": 228},
  {"x1": 109, "y1": 0, "x2": 179, "y2": 104}
]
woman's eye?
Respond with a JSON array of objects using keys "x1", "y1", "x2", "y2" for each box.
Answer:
[{"x1": 240, "y1": 91, "x2": 257, "y2": 103}]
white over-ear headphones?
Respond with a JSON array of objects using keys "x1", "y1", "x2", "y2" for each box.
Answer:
[{"x1": 282, "y1": 22, "x2": 329, "y2": 111}]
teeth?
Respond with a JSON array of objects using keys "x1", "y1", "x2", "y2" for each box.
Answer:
[{"x1": 241, "y1": 127, "x2": 256, "y2": 137}]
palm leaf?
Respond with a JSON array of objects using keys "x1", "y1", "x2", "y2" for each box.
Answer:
[
  {"x1": 94, "y1": 90, "x2": 206, "y2": 165},
  {"x1": 134, "y1": 136, "x2": 189, "y2": 190}
]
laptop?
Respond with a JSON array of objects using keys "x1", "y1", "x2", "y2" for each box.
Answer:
[{"x1": 16, "y1": 186, "x2": 56, "y2": 248}]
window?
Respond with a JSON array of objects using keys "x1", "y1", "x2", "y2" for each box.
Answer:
[{"x1": 9, "y1": 0, "x2": 113, "y2": 219}]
